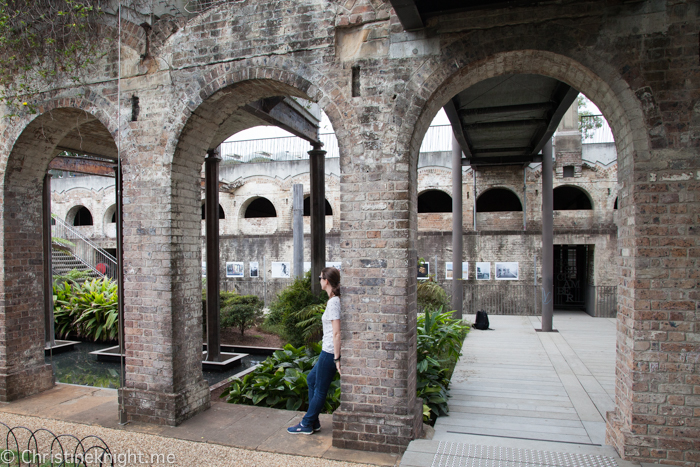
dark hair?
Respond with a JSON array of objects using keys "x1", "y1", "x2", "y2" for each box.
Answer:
[{"x1": 321, "y1": 267, "x2": 341, "y2": 297}]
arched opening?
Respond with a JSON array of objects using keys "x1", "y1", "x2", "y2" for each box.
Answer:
[
  {"x1": 1, "y1": 106, "x2": 119, "y2": 402},
  {"x1": 476, "y1": 188, "x2": 522, "y2": 212},
  {"x1": 244, "y1": 197, "x2": 277, "y2": 218},
  {"x1": 553, "y1": 186, "x2": 593, "y2": 210},
  {"x1": 201, "y1": 203, "x2": 225, "y2": 219},
  {"x1": 303, "y1": 196, "x2": 333, "y2": 216},
  {"x1": 405, "y1": 49, "x2": 647, "y2": 450},
  {"x1": 72, "y1": 206, "x2": 94, "y2": 226},
  {"x1": 614, "y1": 197, "x2": 618, "y2": 210},
  {"x1": 418, "y1": 190, "x2": 452, "y2": 213}
]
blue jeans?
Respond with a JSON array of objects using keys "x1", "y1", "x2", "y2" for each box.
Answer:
[{"x1": 302, "y1": 351, "x2": 337, "y2": 427}]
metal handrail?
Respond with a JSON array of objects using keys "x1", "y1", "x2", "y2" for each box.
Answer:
[{"x1": 52, "y1": 216, "x2": 117, "y2": 279}]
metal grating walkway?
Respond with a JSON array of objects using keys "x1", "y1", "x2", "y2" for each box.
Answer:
[{"x1": 430, "y1": 442, "x2": 618, "y2": 467}]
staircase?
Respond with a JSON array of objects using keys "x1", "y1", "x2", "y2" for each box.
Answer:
[{"x1": 51, "y1": 217, "x2": 117, "y2": 280}]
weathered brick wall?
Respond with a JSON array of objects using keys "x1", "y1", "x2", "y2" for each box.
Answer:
[{"x1": 1, "y1": 0, "x2": 698, "y2": 459}]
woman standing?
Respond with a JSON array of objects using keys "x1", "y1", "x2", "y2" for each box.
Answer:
[{"x1": 287, "y1": 267, "x2": 341, "y2": 435}]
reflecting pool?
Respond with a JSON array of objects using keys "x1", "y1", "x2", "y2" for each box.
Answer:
[{"x1": 45, "y1": 342, "x2": 268, "y2": 389}]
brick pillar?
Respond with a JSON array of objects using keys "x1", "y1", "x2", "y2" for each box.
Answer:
[
  {"x1": 332, "y1": 158, "x2": 423, "y2": 453},
  {"x1": 605, "y1": 148, "x2": 700, "y2": 463},
  {"x1": 119, "y1": 160, "x2": 210, "y2": 425},
  {"x1": 0, "y1": 182, "x2": 54, "y2": 401}
]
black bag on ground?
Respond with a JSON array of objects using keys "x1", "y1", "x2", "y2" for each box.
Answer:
[{"x1": 474, "y1": 310, "x2": 490, "y2": 330}]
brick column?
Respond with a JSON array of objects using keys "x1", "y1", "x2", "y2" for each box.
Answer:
[
  {"x1": 606, "y1": 148, "x2": 700, "y2": 463},
  {"x1": 0, "y1": 181, "x2": 54, "y2": 401},
  {"x1": 332, "y1": 154, "x2": 423, "y2": 453},
  {"x1": 118, "y1": 155, "x2": 210, "y2": 426}
]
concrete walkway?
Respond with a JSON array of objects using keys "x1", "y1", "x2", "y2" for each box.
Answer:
[{"x1": 402, "y1": 312, "x2": 631, "y2": 467}]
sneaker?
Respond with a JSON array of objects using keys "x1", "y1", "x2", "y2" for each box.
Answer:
[
  {"x1": 287, "y1": 422, "x2": 313, "y2": 435},
  {"x1": 313, "y1": 421, "x2": 321, "y2": 432}
]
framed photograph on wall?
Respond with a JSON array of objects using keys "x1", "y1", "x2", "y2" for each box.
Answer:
[
  {"x1": 249, "y1": 261, "x2": 259, "y2": 278},
  {"x1": 417, "y1": 261, "x2": 430, "y2": 280},
  {"x1": 495, "y1": 262, "x2": 519, "y2": 280},
  {"x1": 226, "y1": 262, "x2": 244, "y2": 278},
  {"x1": 476, "y1": 262, "x2": 491, "y2": 280},
  {"x1": 445, "y1": 262, "x2": 469, "y2": 280},
  {"x1": 271, "y1": 262, "x2": 291, "y2": 278},
  {"x1": 303, "y1": 262, "x2": 311, "y2": 273},
  {"x1": 326, "y1": 261, "x2": 342, "y2": 271}
]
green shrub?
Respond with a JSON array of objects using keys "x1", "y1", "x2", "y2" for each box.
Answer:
[
  {"x1": 267, "y1": 272, "x2": 327, "y2": 346},
  {"x1": 417, "y1": 306, "x2": 469, "y2": 424},
  {"x1": 221, "y1": 343, "x2": 340, "y2": 413},
  {"x1": 54, "y1": 277, "x2": 119, "y2": 342},
  {"x1": 221, "y1": 294, "x2": 264, "y2": 335},
  {"x1": 417, "y1": 278, "x2": 449, "y2": 312},
  {"x1": 292, "y1": 303, "x2": 325, "y2": 344}
]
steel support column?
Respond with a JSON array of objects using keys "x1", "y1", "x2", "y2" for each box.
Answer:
[
  {"x1": 43, "y1": 174, "x2": 55, "y2": 347},
  {"x1": 309, "y1": 143, "x2": 326, "y2": 295},
  {"x1": 541, "y1": 140, "x2": 554, "y2": 332},
  {"x1": 115, "y1": 163, "x2": 127, "y2": 424},
  {"x1": 292, "y1": 184, "x2": 304, "y2": 279},
  {"x1": 451, "y1": 135, "x2": 463, "y2": 318},
  {"x1": 205, "y1": 150, "x2": 221, "y2": 361}
]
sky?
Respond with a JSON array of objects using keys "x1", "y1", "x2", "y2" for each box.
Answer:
[{"x1": 224, "y1": 96, "x2": 604, "y2": 144}]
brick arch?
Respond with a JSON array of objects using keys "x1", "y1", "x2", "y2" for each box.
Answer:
[
  {"x1": 553, "y1": 184, "x2": 594, "y2": 210},
  {"x1": 0, "y1": 103, "x2": 118, "y2": 402},
  {"x1": 476, "y1": 187, "x2": 524, "y2": 212},
  {"x1": 402, "y1": 49, "x2": 648, "y2": 189}
]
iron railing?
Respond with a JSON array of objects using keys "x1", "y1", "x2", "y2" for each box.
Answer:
[
  {"x1": 580, "y1": 115, "x2": 614, "y2": 144},
  {"x1": 0, "y1": 421, "x2": 114, "y2": 466},
  {"x1": 218, "y1": 133, "x2": 339, "y2": 163},
  {"x1": 586, "y1": 285, "x2": 617, "y2": 318},
  {"x1": 419, "y1": 124, "x2": 453, "y2": 153},
  {"x1": 52, "y1": 216, "x2": 117, "y2": 280},
  {"x1": 461, "y1": 283, "x2": 540, "y2": 315}
]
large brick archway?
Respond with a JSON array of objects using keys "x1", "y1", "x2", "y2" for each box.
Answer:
[
  {"x1": 401, "y1": 47, "x2": 699, "y2": 462},
  {"x1": 0, "y1": 102, "x2": 118, "y2": 401}
]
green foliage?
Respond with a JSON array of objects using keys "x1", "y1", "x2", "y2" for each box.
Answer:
[
  {"x1": 292, "y1": 303, "x2": 326, "y2": 344},
  {"x1": 53, "y1": 268, "x2": 91, "y2": 285},
  {"x1": 578, "y1": 95, "x2": 603, "y2": 140},
  {"x1": 0, "y1": 0, "x2": 107, "y2": 115},
  {"x1": 221, "y1": 294, "x2": 264, "y2": 335},
  {"x1": 221, "y1": 343, "x2": 340, "y2": 413},
  {"x1": 417, "y1": 278, "x2": 450, "y2": 312},
  {"x1": 52, "y1": 236, "x2": 76, "y2": 250},
  {"x1": 266, "y1": 272, "x2": 327, "y2": 347},
  {"x1": 53, "y1": 277, "x2": 118, "y2": 342},
  {"x1": 417, "y1": 307, "x2": 469, "y2": 424}
]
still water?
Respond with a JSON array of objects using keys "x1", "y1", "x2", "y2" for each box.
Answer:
[{"x1": 45, "y1": 342, "x2": 268, "y2": 388}]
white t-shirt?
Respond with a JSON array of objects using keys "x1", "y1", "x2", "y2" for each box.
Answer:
[{"x1": 322, "y1": 296, "x2": 340, "y2": 354}]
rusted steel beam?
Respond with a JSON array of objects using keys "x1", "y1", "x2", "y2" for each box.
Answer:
[
  {"x1": 244, "y1": 98, "x2": 319, "y2": 143},
  {"x1": 49, "y1": 156, "x2": 116, "y2": 177}
]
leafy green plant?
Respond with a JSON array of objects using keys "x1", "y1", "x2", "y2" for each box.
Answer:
[
  {"x1": 221, "y1": 343, "x2": 340, "y2": 413},
  {"x1": 417, "y1": 278, "x2": 449, "y2": 312},
  {"x1": 221, "y1": 294, "x2": 264, "y2": 335},
  {"x1": 292, "y1": 303, "x2": 325, "y2": 344},
  {"x1": 53, "y1": 277, "x2": 118, "y2": 342},
  {"x1": 417, "y1": 306, "x2": 469, "y2": 424},
  {"x1": 53, "y1": 268, "x2": 91, "y2": 285},
  {"x1": 267, "y1": 272, "x2": 327, "y2": 346}
]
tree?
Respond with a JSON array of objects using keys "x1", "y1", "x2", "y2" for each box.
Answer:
[{"x1": 577, "y1": 95, "x2": 603, "y2": 140}]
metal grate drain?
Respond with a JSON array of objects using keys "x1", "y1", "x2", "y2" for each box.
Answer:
[{"x1": 431, "y1": 442, "x2": 619, "y2": 467}]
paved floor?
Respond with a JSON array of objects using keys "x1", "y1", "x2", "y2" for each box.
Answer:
[
  {"x1": 401, "y1": 311, "x2": 629, "y2": 467},
  {"x1": 0, "y1": 384, "x2": 400, "y2": 466}
]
